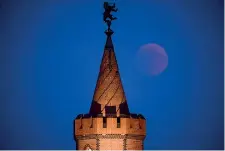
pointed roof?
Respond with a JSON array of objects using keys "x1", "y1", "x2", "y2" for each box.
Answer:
[{"x1": 89, "y1": 31, "x2": 130, "y2": 117}]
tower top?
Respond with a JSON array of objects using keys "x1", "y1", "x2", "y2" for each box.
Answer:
[
  {"x1": 89, "y1": 2, "x2": 129, "y2": 117},
  {"x1": 74, "y1": 3, "x2": 146, "y2": 150},
  {"x1": 89, "y1": 34, "x2": 130, "y2": 117}
]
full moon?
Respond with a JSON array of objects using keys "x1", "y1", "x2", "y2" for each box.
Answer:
[{"x1": 136, "y1": 43, "x2": 168, "y2": 76}]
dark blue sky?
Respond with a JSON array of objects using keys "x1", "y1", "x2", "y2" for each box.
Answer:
[{"x1": 0, "y1": 0, "x2": 224, "y2": 149}]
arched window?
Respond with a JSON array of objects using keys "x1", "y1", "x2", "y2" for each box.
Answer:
[
  {"x1": 117, "y1": 117, "x2": 120, "y2": 128},
  {"x1": 84, "y1": 144, "x2": 92, "y2": 151}
]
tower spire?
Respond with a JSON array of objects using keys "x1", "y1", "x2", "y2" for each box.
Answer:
[
  {"x1": 89, "y1": 2, "x2": 129, "y2": 117},
  {"x1": 74, "y1": 3, "x2": 146, "y2": 150}
]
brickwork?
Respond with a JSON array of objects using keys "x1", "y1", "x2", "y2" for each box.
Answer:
[
  {"x1": 74, "y1": 115, "x2": 146, "y2": 150},
  {"x1": 89, "y1": 36, "x2": 130, "y2": 116},
  {"x1": 75, "y1": 134, "x2": 145, "y2": 150},
  {"x1": 75, "y1": 117, "x2": 146, "y2": 136},
  {"x1": 126, "y1": 139, "x2": 144, "y2": 150},
  {"x1": 93, "y1": 48, "x2": 125, "y2": 107},
  {"x1": 76, "y1": 139, "x2": 96, "y2": 150},
  {"x1": 99, "y1": 138, "x2": 123, "y2": 150}
]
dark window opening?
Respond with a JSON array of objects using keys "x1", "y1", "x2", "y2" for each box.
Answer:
[
  {"x1": 117, "y1": 117, "x2": 121, "y2": 128},
  {"x1": 105, "y1": 106, "x2": 116, "y2": 115},
  {"x1": 90, "y1": 119, "x2": 93, "y2": 128},
  {"x1": 103, "y1": 117, "x2": 107, "y2": 128}
]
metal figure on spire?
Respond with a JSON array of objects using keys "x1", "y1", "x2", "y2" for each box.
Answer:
[{"x1": 103, "y1": 2, "x2": 118, "y2": 33}]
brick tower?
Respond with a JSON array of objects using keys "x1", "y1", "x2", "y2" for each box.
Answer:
[{"x1": 74, "y1": 2, "x2": 146, "y2": 150}]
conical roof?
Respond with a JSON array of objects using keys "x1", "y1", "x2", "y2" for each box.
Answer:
[{"x1": 89, "y1": 31, "x2": 130, "y2": 116}]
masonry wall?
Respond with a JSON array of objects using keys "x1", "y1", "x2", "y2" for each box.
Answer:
[
  {"x1": 76, "y1": 136, "x2": 145, "y2": 150},
  {"x1": 75, "y1": 117, "x2": 146, "y2": 136},
  {"x1": 99, "y1": 139, "x2": 124, "y2": 150},
  {"x1": 74, "y1": 115, "x2": 146, "y2": 150},
  {"x1": 77, "y1": 139, "x2": 97, "y2": 150},
  {"x1": 126, "y1": 139, "x2": 143, "y2": 150}
]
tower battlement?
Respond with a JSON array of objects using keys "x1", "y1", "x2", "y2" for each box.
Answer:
[{"x1": 74, "y1": 113, "x2": 146, "y2": 136}]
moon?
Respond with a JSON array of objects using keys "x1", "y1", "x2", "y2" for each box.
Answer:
[{"x1": 135, "y1": 43, "x2": 168, "y2": 76}]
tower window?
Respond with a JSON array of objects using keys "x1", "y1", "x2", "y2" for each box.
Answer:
[
  {"x1": 117, "y1": 117, "x2": 120, "y2": 128},
  {"x1": 105, "y1": 106, "x2": 116, "y2": 115},
  {"x1": 103, "y1": 117, "x2": 107, "y2": 128},
  {"x1": 90, "y1": 118, "x2": 93, "y2": 128}
]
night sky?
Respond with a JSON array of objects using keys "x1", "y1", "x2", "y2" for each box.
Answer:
[{"x1": 0, "y1": 0, "x2": 224, "y2": 150}]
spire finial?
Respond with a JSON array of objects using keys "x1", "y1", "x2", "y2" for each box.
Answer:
[{"x1": 103, "y1": 1, "x2": 118, "y2": 35}]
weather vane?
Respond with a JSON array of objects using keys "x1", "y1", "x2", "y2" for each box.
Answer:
[{"x1": 103, "y1": 1, "x2": 118, "y2": 34}]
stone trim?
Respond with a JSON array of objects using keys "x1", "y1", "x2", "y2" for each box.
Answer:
[
  {"x1": 123, "y1": 136, "x2": 127, "y2": 150},
  {"x1": 76, "y1": 134, "x2": 145, "y2": 140},
  {"x1": 75, "y1": 113, "x2": 145, "y2": 119},
  {"x1": 127, "y1": 134, "x2": 146, "y2": 140},
  {"x1": 100, "y1": 134, "x2": 125, "y2": 139},
  {"x1": 96, "y1": 138, "x2": 100, "y2": 150}
]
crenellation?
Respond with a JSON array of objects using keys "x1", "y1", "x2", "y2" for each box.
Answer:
[{"x1": 75, "y1": 115, "x2": 146, "y2": 137}]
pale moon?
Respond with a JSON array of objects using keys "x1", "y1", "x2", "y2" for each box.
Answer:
[{"x1": 136, "y1": 43, "x2": 168, "y2": 76}]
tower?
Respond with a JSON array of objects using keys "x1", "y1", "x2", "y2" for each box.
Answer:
[{"x1": 74, "y1": 2, "x2": 146, "y2": 150}]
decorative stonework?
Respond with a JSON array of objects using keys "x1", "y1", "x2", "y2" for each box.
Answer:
[
  {"x1": 76, "y1": 134, "x2": 145, "y2": 140},
  {"x1": 84, "y1": 144, "x2": 92, "y2": 150},
  {"x1": 76, "y1": 134, "x2": 145, "y2": 150},
  {"x1": 123, "y1": 136, "x2": 127, "y2": 150},
  {"x1": 96, "y1": 138, "x2": 100, "y2": 150}
]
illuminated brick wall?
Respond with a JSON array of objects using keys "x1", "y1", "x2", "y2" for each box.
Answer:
[{"x1": 74, "y1": 115, "x2": 146, "y2": 150}]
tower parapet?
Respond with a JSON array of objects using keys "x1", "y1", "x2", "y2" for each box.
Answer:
[
  {"x1": 74, "y1": 114, "x2": 146, "y2": 150},
  {"x1": 74, "y1": 114, "x2": 146, "y2": 136},
  {"x1": 74, "y1": 2, "x2": 146, "y2": 150}
]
